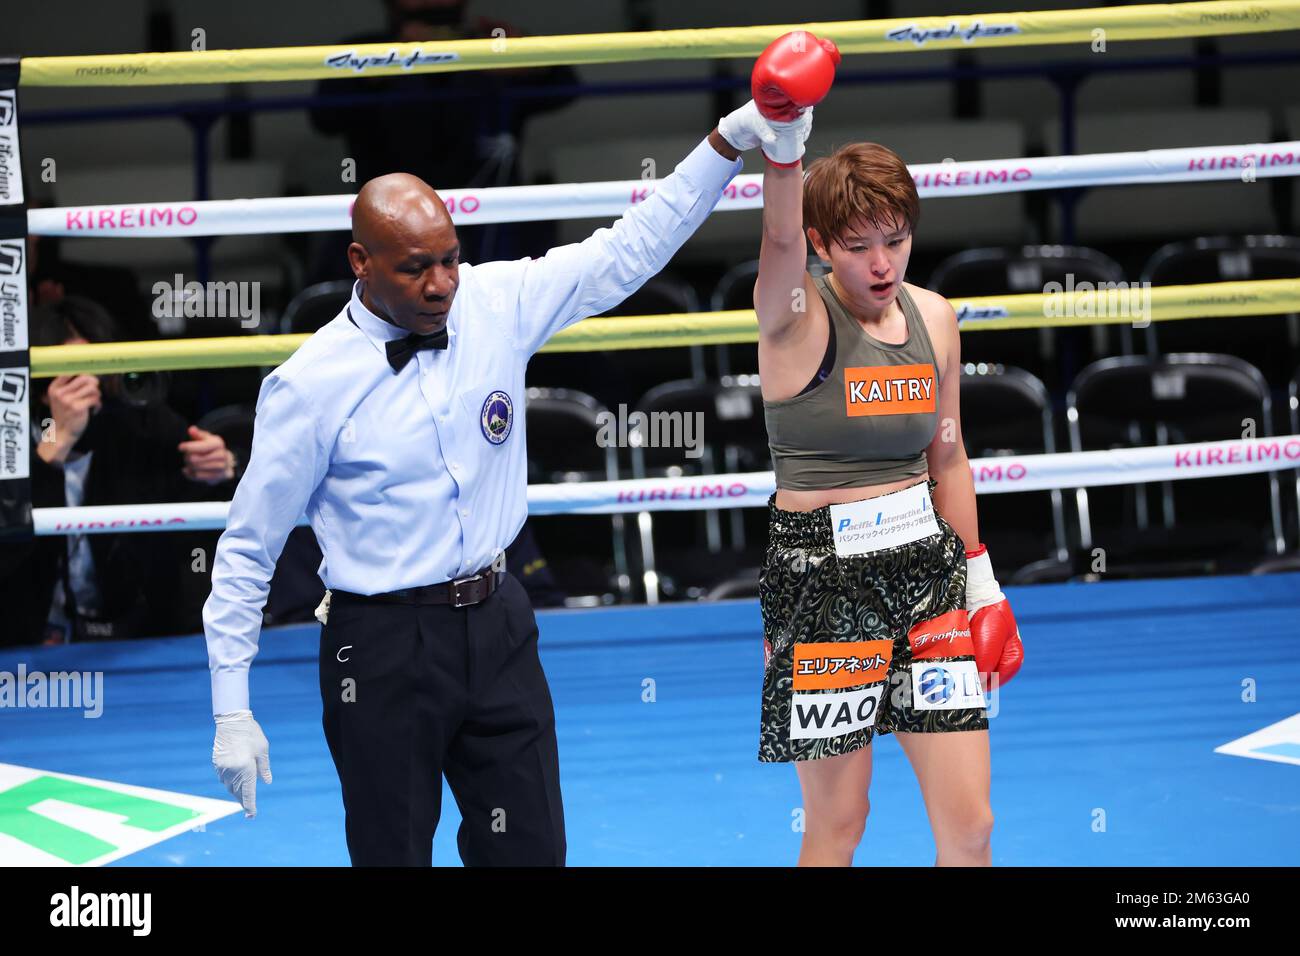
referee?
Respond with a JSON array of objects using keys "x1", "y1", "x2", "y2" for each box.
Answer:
[{"x1": 203, "y1": 106, "x2": 813, "y2": 866}]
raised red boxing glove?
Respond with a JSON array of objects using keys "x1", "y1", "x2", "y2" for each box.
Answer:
[
  {"x1": 965, "y1": 544, "x2": 1024, "y2": 692},
  {"x1": 751, "y1": 31, "x2": 840, "y2": 123}
]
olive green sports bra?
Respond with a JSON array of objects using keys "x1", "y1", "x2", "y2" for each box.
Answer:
[{"x1": 763, "y1": 275, "x2": 941, "y2": 491}]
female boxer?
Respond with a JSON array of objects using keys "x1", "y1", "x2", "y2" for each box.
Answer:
[{"x1": 732, "y1": 33, "x2": 1024, "y2": 867}]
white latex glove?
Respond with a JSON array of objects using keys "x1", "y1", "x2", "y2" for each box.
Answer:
[
  {"x1": 212, "y1": 710, "x2": 271, "y2": 818},
  {"x1": 717, "y1": 100, "x2": 815, "y2": 166}
]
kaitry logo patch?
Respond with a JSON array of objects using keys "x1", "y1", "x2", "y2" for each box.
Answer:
[{"x1": 843, "y1": 364, "x2": 936, "y2": 416}]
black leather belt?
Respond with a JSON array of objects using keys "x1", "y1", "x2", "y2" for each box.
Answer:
[{"x1": 331, "y1": 567, "x2": 503, "y2": 609}]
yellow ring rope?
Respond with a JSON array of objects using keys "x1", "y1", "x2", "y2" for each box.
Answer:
[
  {"x1": 18, "y1": 2, "x2": 1300, "y2": 87},
  {"x1": 28, "y1": 279, "x2": 1300, "y2": 377}
]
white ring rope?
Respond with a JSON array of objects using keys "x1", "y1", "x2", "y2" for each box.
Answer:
[
  {"x1": 28, "y1": 141, "x2": 1299, "y2": 239},
  {"x1": 32, "y1": 434, "x2": 1300, "y2": 535}
]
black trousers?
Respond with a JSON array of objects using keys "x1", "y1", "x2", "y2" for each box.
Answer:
[{"x1": 318, "y1": 572, "x2": 566, "y2": 866}]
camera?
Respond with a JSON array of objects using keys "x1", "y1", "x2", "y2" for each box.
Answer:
[{"x1": 100, "y1": 370, "x2": 171, "y2": 409}]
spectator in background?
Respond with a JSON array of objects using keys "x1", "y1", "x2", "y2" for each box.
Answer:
[
  {"x1": 0, "y1": 297, "x2": 246, "y2": 647},
  {"x1": 306, "y1": 0, "x2": 580, "y2": 278}
]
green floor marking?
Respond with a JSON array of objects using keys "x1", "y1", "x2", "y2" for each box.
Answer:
[{"x1": 0, "y1": 776, "x2": 201, "y2": 864}]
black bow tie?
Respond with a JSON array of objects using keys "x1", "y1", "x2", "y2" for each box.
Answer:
[{"x1": 384, "y1": 325, "x2": 449, "y2": 373}]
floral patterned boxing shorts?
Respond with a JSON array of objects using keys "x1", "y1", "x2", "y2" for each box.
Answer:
[{"x1": 757, "y1": 478, "x2": 989, "y2": 763}]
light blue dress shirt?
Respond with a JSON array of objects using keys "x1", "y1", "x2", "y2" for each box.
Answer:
[{"x1": 203, "y1": 135, "x2": 742, "y2": 714}]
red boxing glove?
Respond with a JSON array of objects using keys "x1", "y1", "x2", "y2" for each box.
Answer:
[
  {"x1": 965, "y1": 544, "x2": 1024, "y2": 692},
  {"x1": 751, "y1": 31, "x2": 840, "y2": 123}
]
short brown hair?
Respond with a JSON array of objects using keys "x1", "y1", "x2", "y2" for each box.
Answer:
[{"x1": 803, "y1": 142, "x2": 920, "y2": 250}]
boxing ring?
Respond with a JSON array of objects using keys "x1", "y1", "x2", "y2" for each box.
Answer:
[
  {"x1": 2, "y1": 571, "x2": 1299, "y2": 866},
  {"x1": 3, "y1": 1, "x2": 1300, "y2": 867}
]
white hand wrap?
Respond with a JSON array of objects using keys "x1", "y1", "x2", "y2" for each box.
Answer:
[{"x1": 965, "y1": 549, "x2": 1006, "y2": 613}]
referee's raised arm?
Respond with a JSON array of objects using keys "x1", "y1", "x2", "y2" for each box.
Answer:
[{"x1": 481, "y1": 128, "x2": 750, "y2": 357}]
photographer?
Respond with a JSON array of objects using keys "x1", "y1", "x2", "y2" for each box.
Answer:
[{"x1": 0, "y1": 297, "x2": 245, "y2": 647}]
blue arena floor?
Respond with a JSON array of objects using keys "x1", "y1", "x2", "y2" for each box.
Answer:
[{"x1": 2, "y1": 572, "x2": 1298, "y2": 866}]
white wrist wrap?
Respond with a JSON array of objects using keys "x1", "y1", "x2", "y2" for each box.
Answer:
[{"x1": 965, "y1": 550, "x2": 1005, "y2": 612}]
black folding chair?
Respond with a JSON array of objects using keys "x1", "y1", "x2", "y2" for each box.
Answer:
[
  {"x1": 959, "y1": 364, "x2": 1070, "y2": 583},
  {"x1": 279, "y1": 280, "x2": 353, "y2": 335},
  {"x1": 1140, "y1": 235, "x2": 1300, "y2": 384},
  {"x1": 524, "y1": 387, "x2": 632, "y2": 605},
  {"x1": 629, "y1": 377, "x2": 767, "y2": 603},
  {"x1": 1252, "y1": 366, "x2": 1300, "y2": 573},
  {"x1": 1068, "y1": 354, "x2": 1286, "y2": 577},
  {"x1": 1293, "y1": 367, "x2": 1300, "y2": 549},
  {"x1": 929, "y1": 244, "x2": 1127, "y2": 390},
  {"x1": 526, "y1": 273, "x2": 705, "y2": 413}
]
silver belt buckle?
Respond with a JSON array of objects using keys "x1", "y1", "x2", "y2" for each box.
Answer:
[{"x1": 450, "y1": 572, "x2": 484, "y2": 609}]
